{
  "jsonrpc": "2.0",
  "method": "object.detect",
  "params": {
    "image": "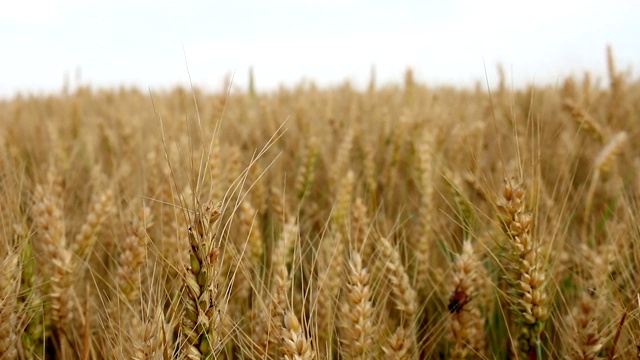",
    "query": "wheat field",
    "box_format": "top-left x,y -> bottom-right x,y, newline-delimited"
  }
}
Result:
1,48 -> 639,359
